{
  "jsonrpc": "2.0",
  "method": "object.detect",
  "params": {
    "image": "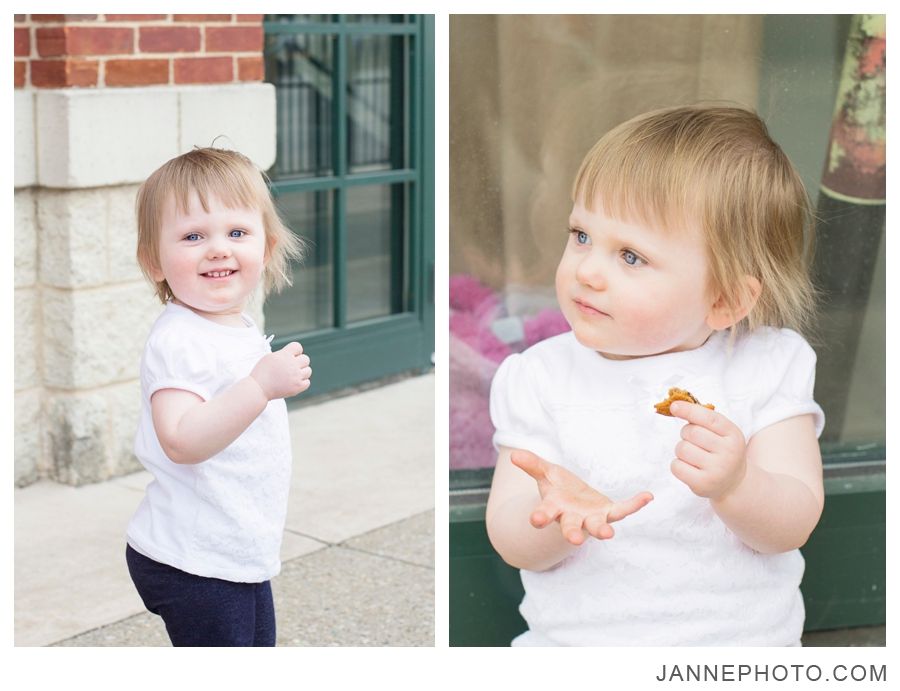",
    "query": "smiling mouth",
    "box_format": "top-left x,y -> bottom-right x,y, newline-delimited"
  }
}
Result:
203,270 -> 236,278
